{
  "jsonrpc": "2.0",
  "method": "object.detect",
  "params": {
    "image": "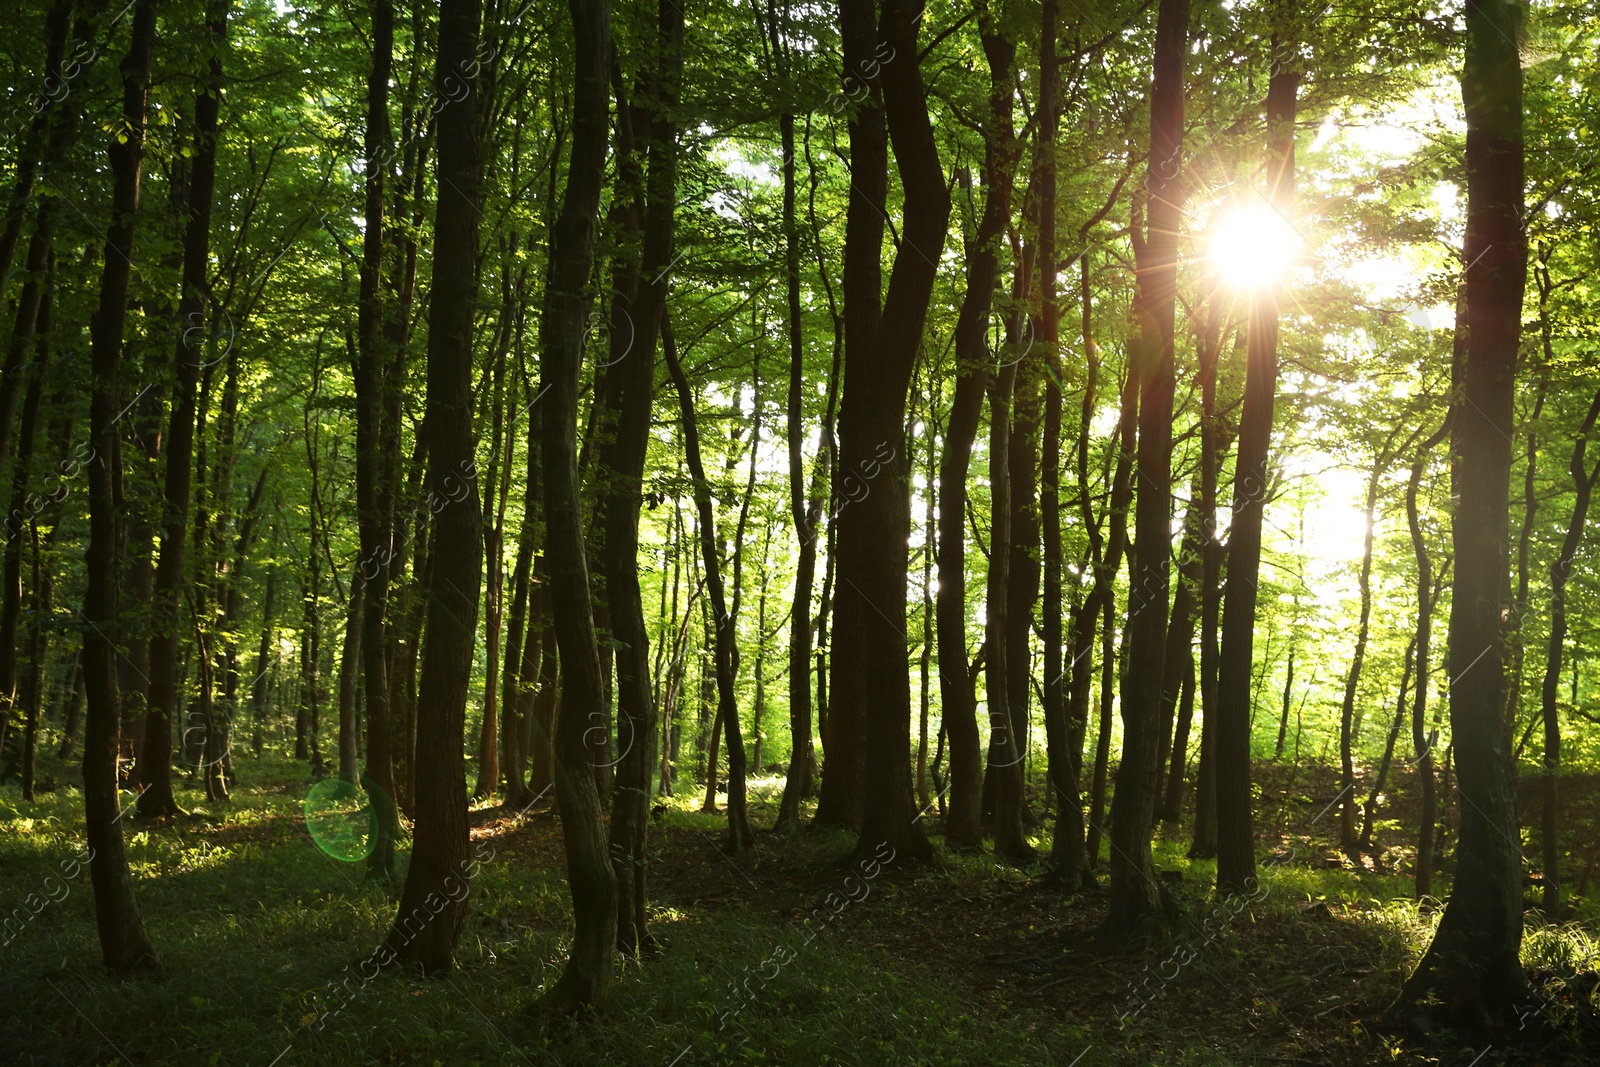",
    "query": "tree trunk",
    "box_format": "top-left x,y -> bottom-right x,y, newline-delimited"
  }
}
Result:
337,574 -> 363,783
1104,0 -> 1187,938
1188,311 -> 1228,860
1394,0 -> 1532,1026
1536,385 -> 1600,919
379,0 -> 485,974
605,0 -> 682,953
937,23 -> 1015,850
534,0 -> 617,1009
776,108 -> 837,834
134,0 -> 230,818
354,0 -> 403,882
1361,634 -> 1416,850
80,0 -> 161,976
1338,448 -> 1385,850
829,0 -> 948,865
0,0 -> 73,308
1214,25 -> 1297,895
664,321 -> 752,850
986,357 -> 1029,858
